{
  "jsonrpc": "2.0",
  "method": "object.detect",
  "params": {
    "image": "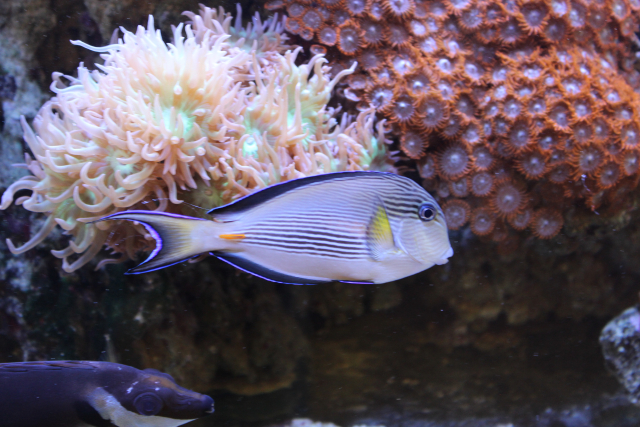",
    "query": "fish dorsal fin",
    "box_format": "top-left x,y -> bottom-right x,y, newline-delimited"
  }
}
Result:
207,171 -> 392,221
366,200 -> 397,261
